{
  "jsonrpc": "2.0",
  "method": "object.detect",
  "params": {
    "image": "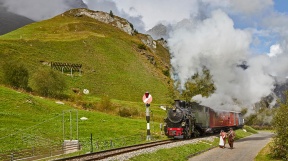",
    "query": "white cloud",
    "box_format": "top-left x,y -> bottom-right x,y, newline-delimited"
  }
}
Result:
267,44 -> 283,57
112,0 -> 199,31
